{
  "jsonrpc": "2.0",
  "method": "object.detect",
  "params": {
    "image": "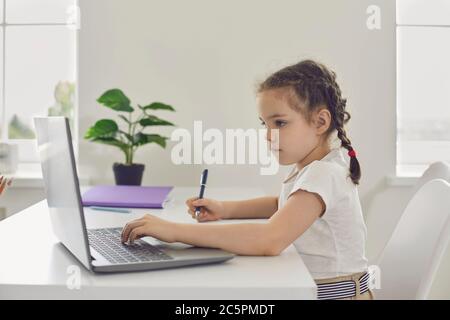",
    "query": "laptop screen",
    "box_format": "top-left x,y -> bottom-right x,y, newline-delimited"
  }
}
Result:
34,117 -> 91,270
